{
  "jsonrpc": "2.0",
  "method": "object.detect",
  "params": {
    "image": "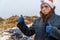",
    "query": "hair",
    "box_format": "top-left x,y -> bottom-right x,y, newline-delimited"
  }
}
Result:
40,6 -> 55,26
